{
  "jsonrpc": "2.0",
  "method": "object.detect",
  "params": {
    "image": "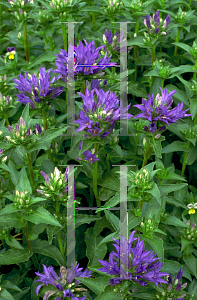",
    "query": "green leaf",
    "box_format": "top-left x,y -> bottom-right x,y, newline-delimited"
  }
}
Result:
75,277 -> 108,296
165,196 -> 187,209
172,42 -> 192,53
159,183 -> 188,196
104,210 -> 120,231
8,159 -> 19,186
1,281 -> 21,292
31,238 -> 64,266
0,162 -> 10,172
28,50 -> 58,69
128,212 -> 142,230
30,197 -> 47,205
94,285 -> 122,300
102,191 -> 120,209
75,214 -> 102,228
163,259 -> 192,281
16,167 -> 32,194
0,289 -> 15,300
97,230 -> 120,247
184,254 -> 197,278
99,171 -> 119,191
0,213 -> 26,228
146,183 -> 161,205
162,216 -> 188,227
151,138 -> 162,159
19,103 -> 30,125
181,237 -> 193,252
0,204 -> 21,216
144,236 -> 164,263
41,160 -> 55,175
23,206 -> 62,227
30,127 -> 67,152
85,228 -> 107,267
0,249 -> 32,265
161,141 -> 190,154
5,236 -> 24,250
110,144 -> 123,158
